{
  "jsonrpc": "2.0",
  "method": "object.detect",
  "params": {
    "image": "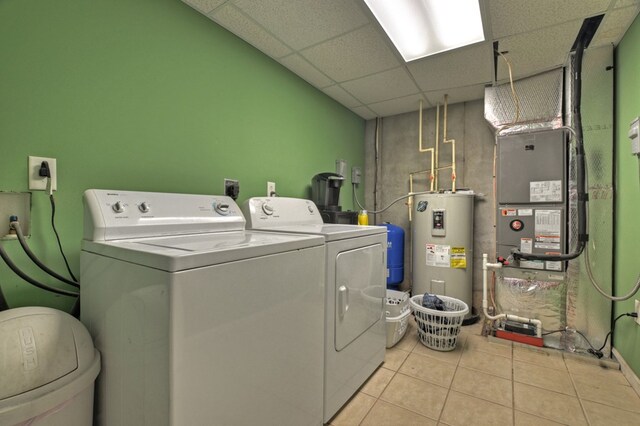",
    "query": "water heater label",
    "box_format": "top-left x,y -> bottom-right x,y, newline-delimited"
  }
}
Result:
425,243 -> 450,268
530,180 -> 562,202
450,247 -> 467,268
